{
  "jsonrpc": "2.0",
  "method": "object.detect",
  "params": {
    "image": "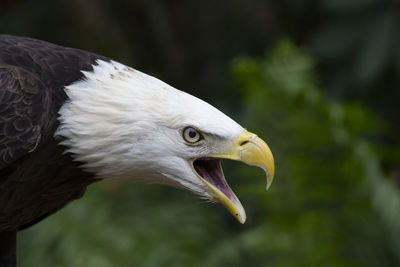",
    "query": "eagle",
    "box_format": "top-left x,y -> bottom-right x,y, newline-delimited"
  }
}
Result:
0,35 -> 274,266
